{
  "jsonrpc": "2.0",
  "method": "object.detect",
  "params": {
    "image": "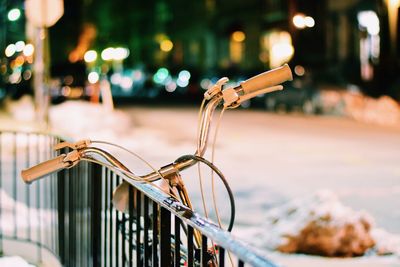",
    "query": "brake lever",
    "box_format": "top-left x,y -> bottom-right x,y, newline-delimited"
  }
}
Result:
53,139 -> 91,151
227,85 -> 284,109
